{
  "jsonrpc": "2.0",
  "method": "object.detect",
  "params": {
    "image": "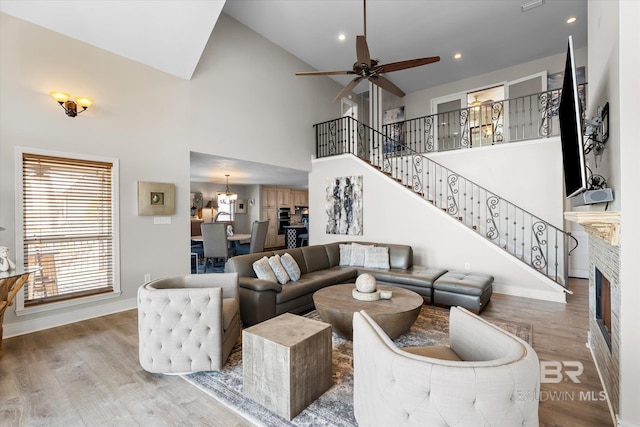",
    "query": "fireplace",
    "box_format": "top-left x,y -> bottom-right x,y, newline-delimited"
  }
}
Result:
595,268 -> 612,350
587,233 -> 620,416
564,211 -> 620,418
